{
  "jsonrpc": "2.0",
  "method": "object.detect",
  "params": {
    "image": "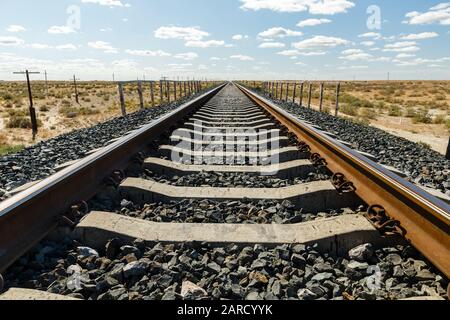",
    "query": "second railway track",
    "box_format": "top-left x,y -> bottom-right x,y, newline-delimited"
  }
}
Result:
0,82 -> 448,300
